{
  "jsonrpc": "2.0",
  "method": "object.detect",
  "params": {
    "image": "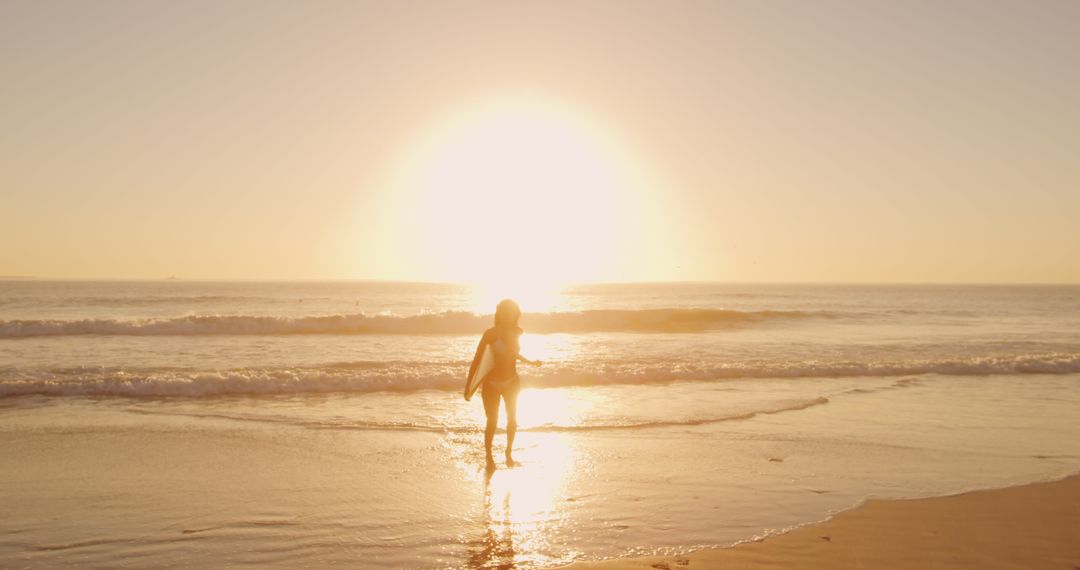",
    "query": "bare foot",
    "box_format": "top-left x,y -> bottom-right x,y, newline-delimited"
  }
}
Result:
505,453 -> 517,467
